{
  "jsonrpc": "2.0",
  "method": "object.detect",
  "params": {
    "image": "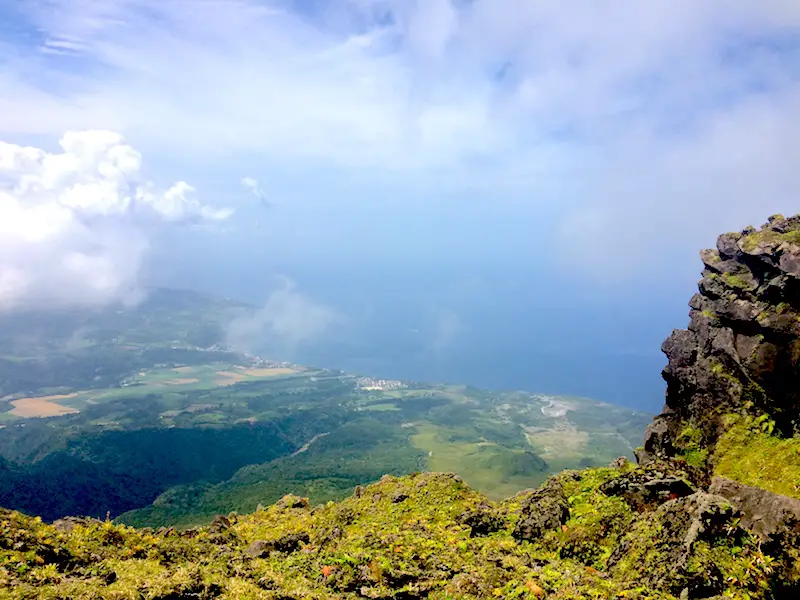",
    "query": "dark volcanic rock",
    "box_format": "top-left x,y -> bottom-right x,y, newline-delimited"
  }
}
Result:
457,503 -> 505,537
609,492 -> 740,597
275,494 -> 310,510
638,416 -> 676,465
246,532 -> 310,558
600,471 -> 696,511
511,479 -> 569,542
643,215 -> 800,460
709,476 -> 800,541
